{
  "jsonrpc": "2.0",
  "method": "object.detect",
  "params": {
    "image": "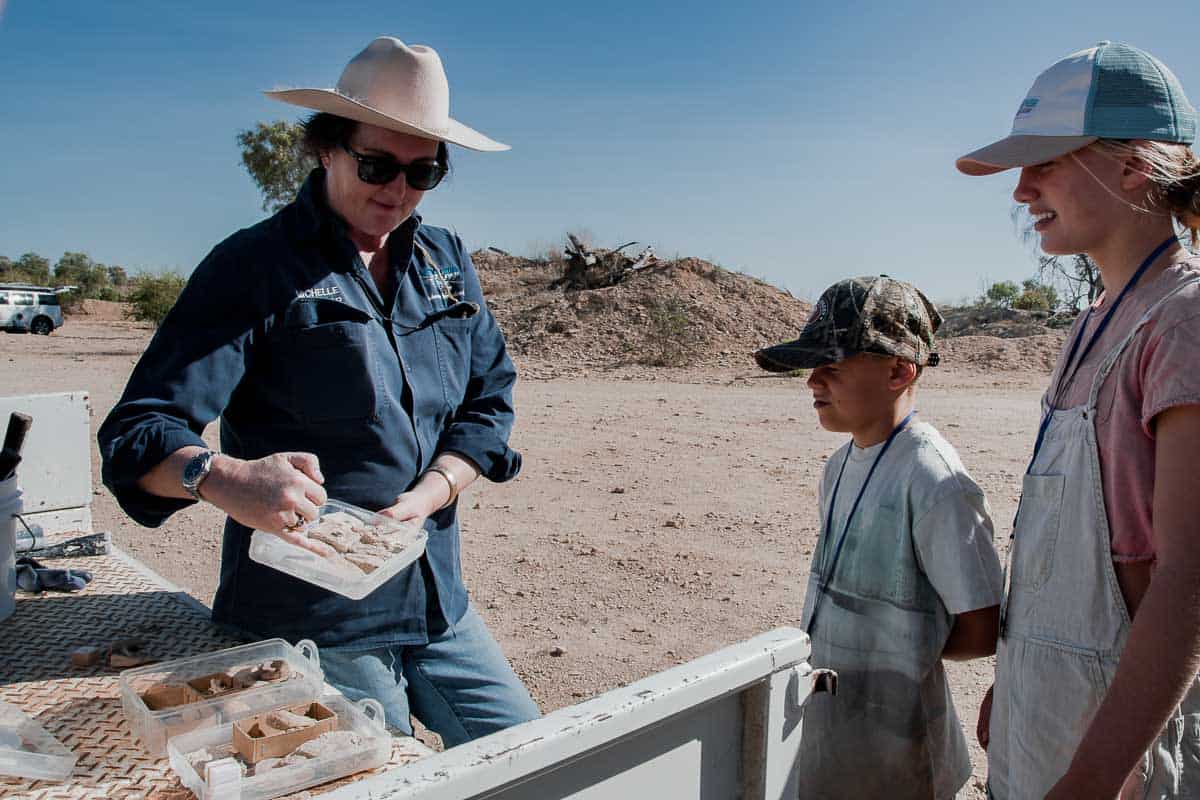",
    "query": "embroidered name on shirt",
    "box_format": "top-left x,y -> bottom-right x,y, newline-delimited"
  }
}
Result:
296,286 -> 344,301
